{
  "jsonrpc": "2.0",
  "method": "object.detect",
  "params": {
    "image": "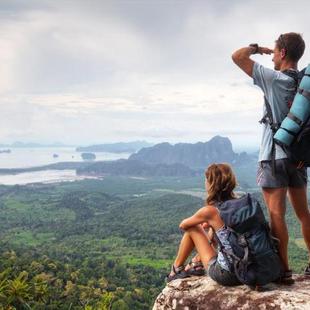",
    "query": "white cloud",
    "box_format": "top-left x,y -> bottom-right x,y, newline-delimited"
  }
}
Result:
0,0 -> 309,147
